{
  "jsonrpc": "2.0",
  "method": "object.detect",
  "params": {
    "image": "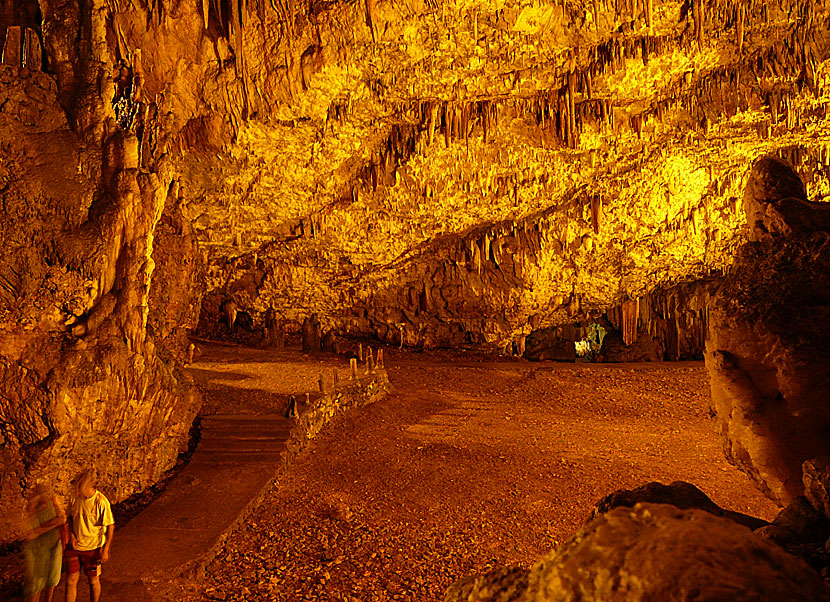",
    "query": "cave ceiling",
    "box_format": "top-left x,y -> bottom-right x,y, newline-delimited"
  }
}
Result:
4,0 -> 830,348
